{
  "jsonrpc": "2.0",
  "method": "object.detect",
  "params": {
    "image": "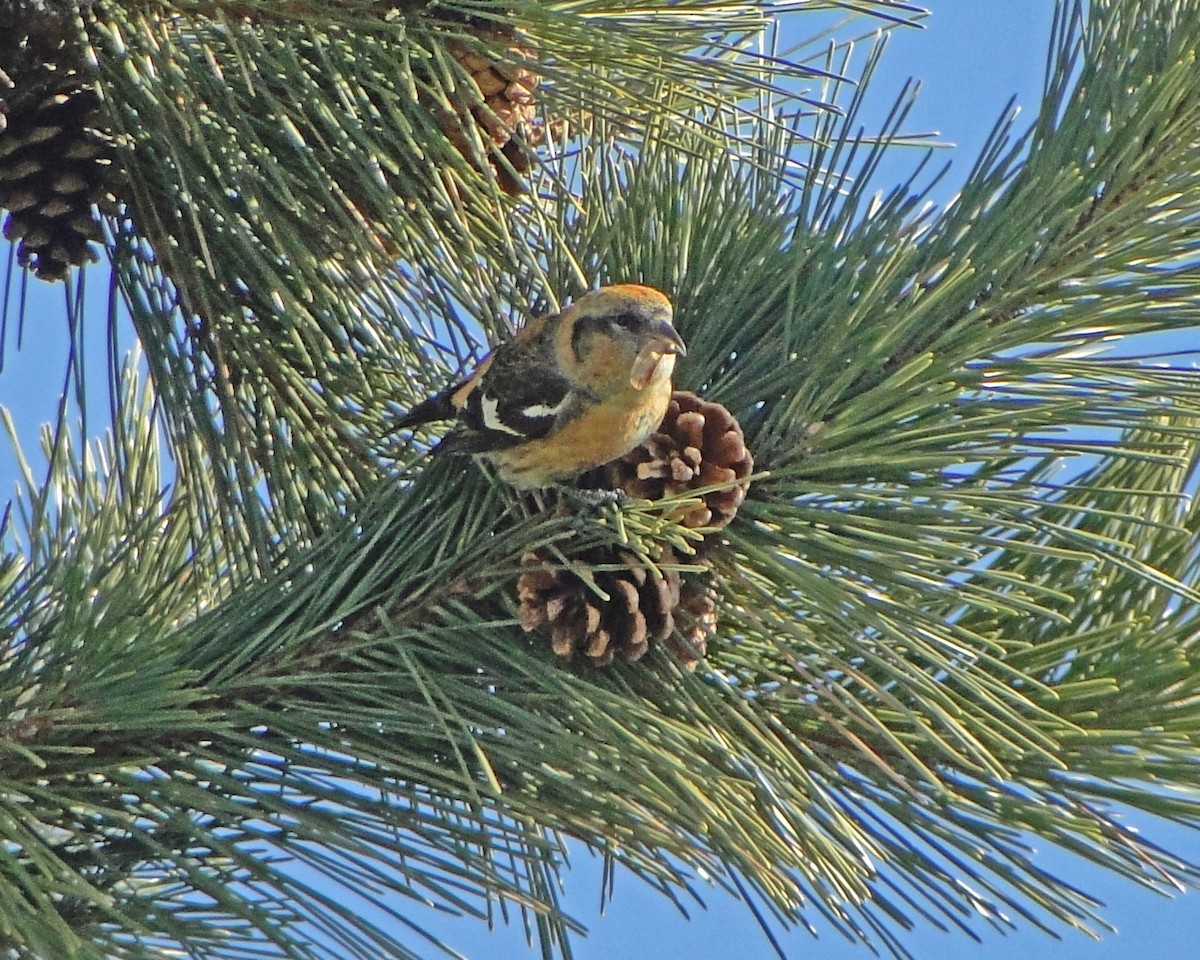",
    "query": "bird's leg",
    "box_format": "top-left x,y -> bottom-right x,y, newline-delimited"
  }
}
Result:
529,488 -> 550,513
563,465 -> 628,509
553,485 -> 627,537
563,487 -> 628,509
